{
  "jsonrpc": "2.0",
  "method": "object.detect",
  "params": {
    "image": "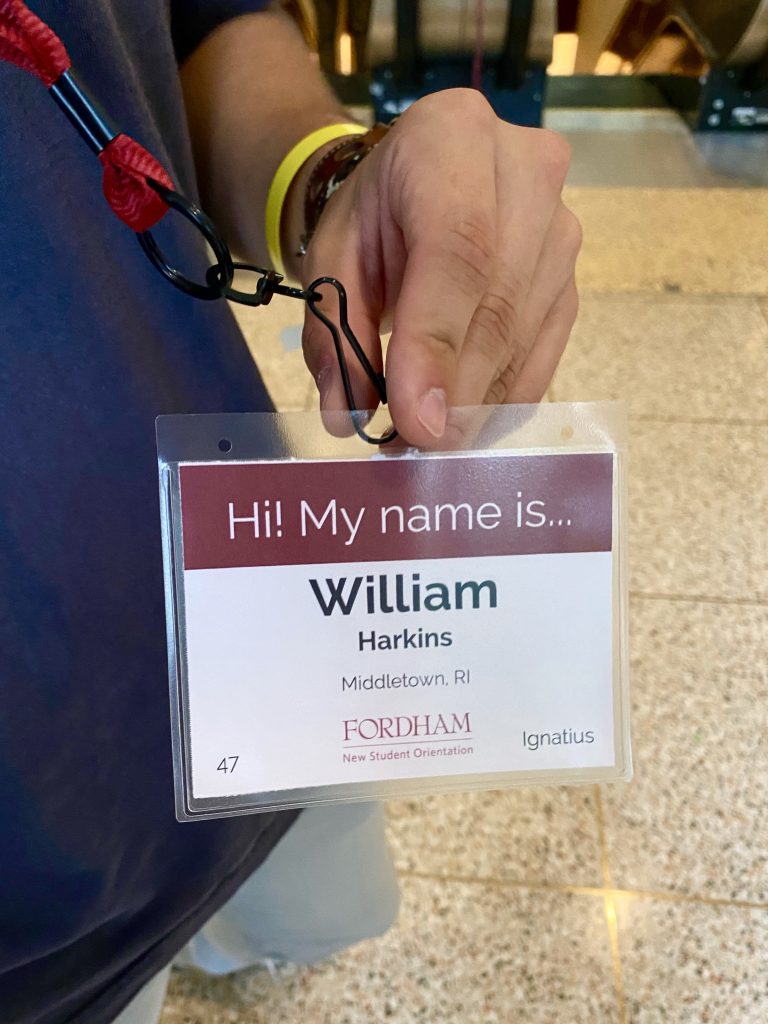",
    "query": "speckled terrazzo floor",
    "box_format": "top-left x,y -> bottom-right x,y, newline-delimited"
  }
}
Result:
160,134 -> 768,1024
